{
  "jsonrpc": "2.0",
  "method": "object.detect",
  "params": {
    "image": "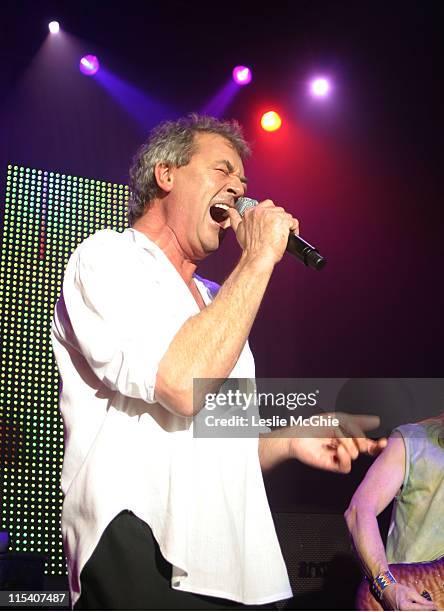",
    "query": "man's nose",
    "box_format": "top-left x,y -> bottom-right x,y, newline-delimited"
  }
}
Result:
226,176 -> 245,197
